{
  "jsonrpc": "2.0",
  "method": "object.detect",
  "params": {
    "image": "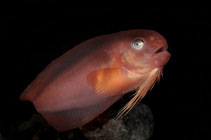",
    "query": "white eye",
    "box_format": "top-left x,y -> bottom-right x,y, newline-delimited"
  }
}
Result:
131,39 -> 144,50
